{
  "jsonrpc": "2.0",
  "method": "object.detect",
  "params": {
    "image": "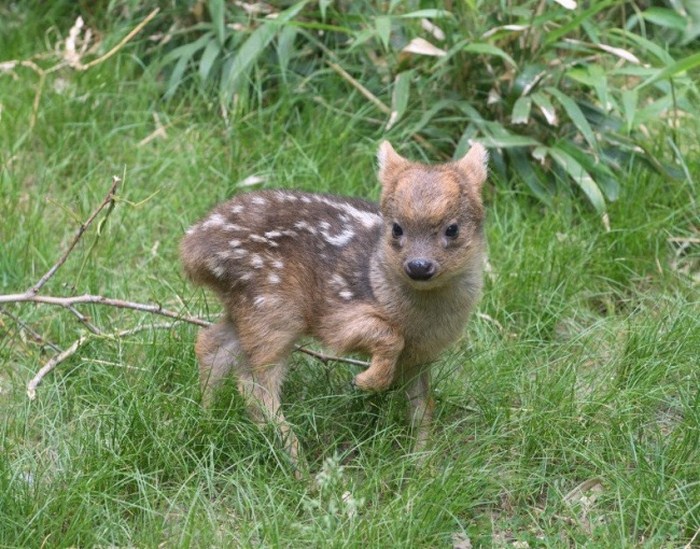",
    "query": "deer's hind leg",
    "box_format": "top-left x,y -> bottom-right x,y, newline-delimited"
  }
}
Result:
235,311 -> 307,474
195,318 -> 244,407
